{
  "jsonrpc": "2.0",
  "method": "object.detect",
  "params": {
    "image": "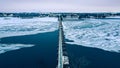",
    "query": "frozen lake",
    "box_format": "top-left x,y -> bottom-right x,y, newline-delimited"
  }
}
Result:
0,17 -> 120,68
